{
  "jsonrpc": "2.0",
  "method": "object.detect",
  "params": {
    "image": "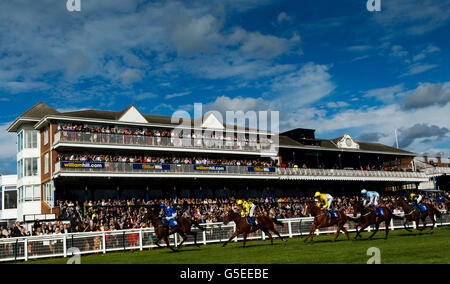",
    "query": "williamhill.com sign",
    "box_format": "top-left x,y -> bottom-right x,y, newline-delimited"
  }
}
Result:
133,164 -> 171,170
61,162 -> 105,169
194,165 -> 227,172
